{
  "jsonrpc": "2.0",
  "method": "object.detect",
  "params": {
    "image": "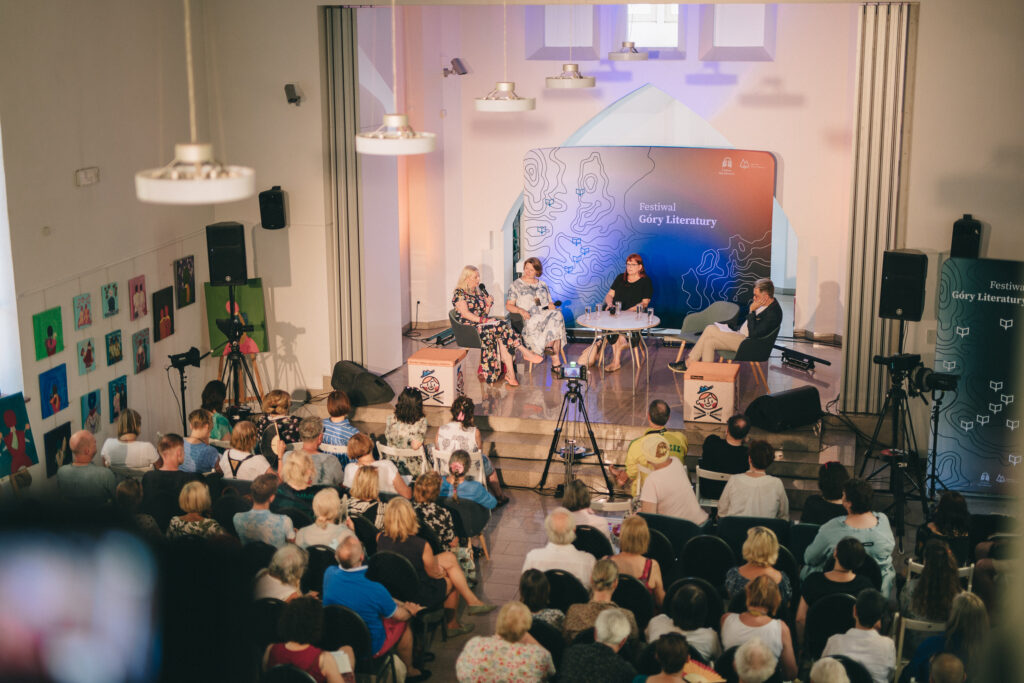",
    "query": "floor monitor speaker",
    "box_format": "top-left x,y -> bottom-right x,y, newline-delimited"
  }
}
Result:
745,386 -> 822,432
